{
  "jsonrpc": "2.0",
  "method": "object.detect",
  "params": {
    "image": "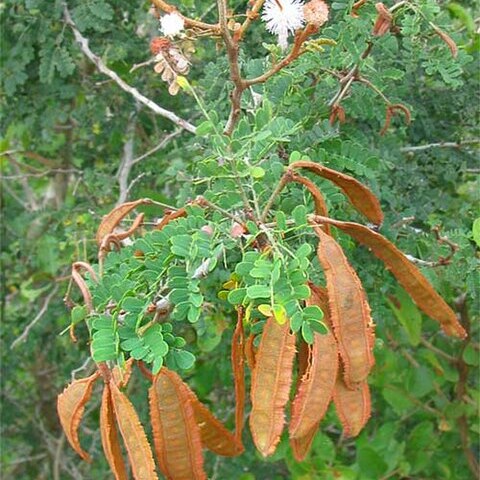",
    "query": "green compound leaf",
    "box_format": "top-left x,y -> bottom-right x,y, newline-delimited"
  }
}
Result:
71,306 -> 87,326
301,321 -> 314,344
246,285 -> 271,299
228,288 -> 247,305
290,312 -> 303,333
172,349 -> 196,370
303,305 -> 324,321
